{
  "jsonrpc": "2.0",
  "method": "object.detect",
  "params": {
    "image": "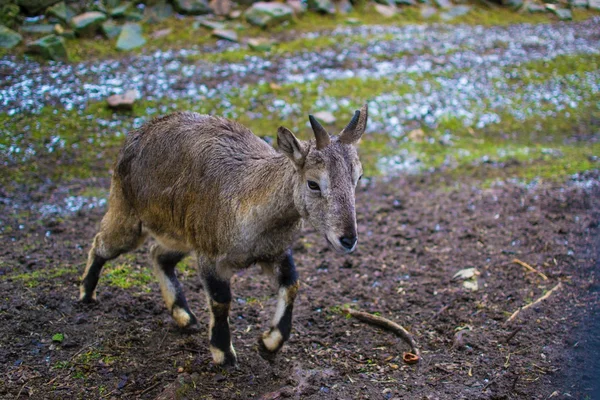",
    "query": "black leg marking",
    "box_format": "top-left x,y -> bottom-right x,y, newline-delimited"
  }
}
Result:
204,272 -> 236,366
259,251 -> 299,361
80,254 -> 107,303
